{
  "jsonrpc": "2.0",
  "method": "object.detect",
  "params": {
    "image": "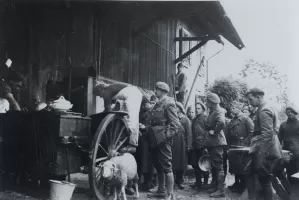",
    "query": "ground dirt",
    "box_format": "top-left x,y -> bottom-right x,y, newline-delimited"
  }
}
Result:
0,172 -> 298,200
